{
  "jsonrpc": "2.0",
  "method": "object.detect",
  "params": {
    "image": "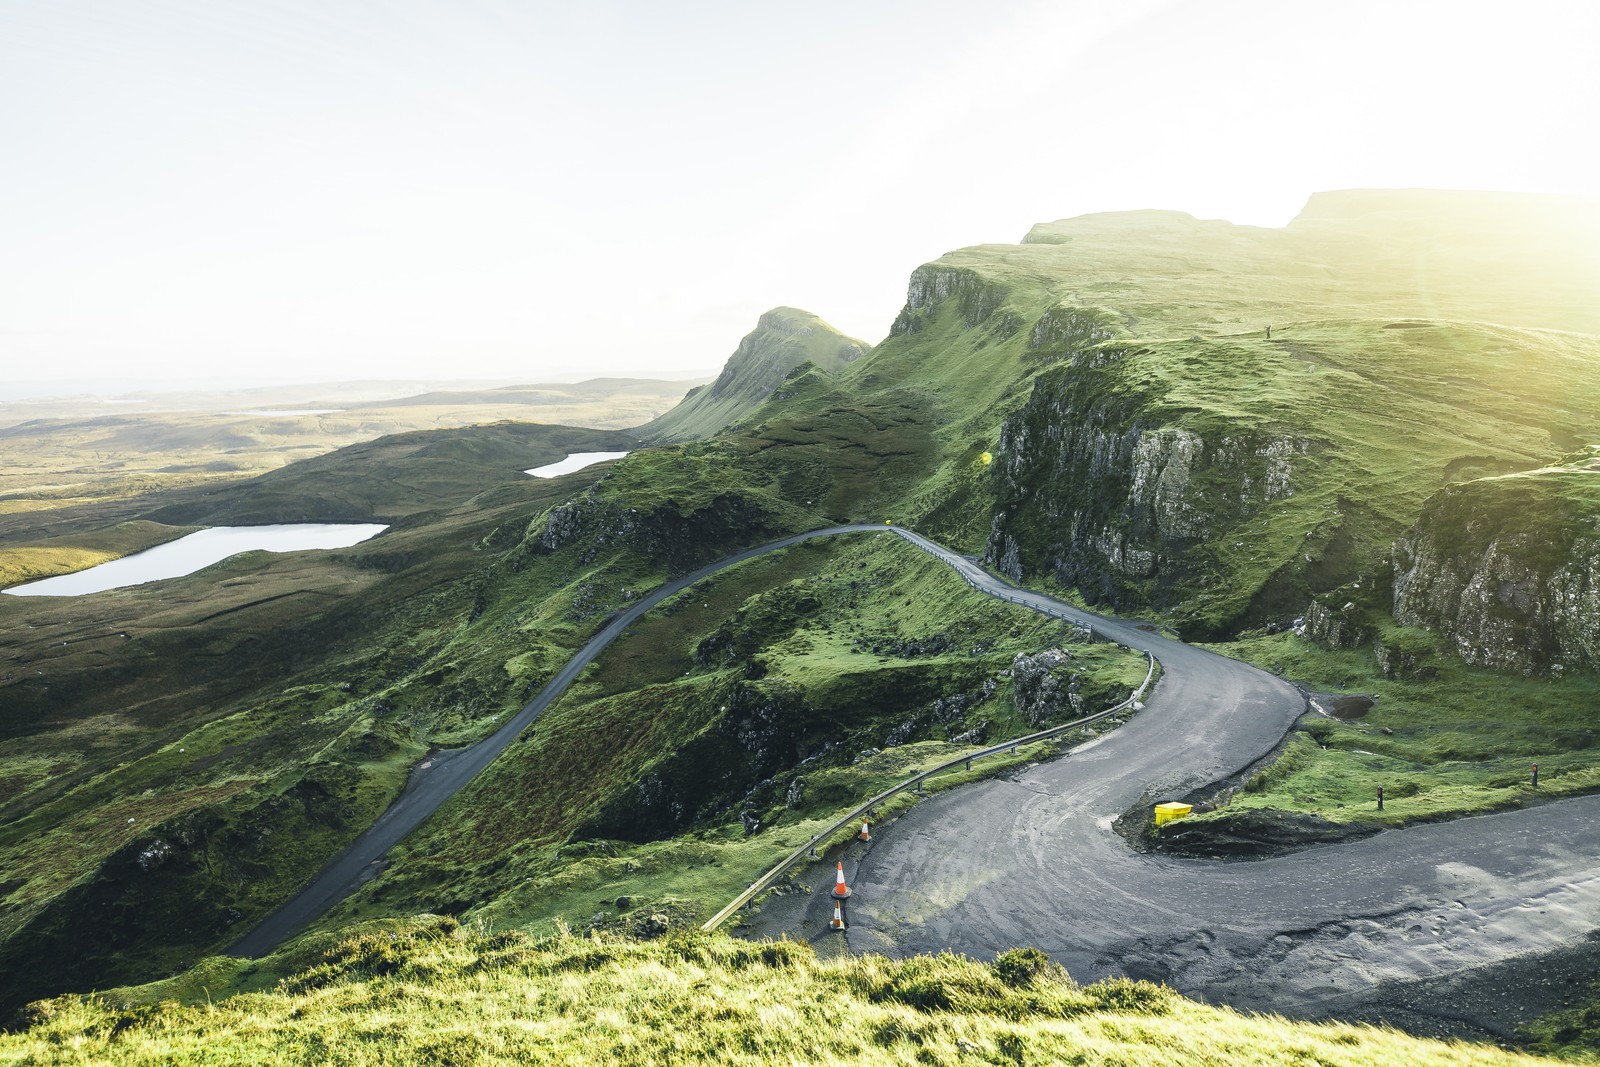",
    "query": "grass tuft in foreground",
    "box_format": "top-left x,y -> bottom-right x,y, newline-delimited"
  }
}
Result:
0,917 -> 1563,1066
